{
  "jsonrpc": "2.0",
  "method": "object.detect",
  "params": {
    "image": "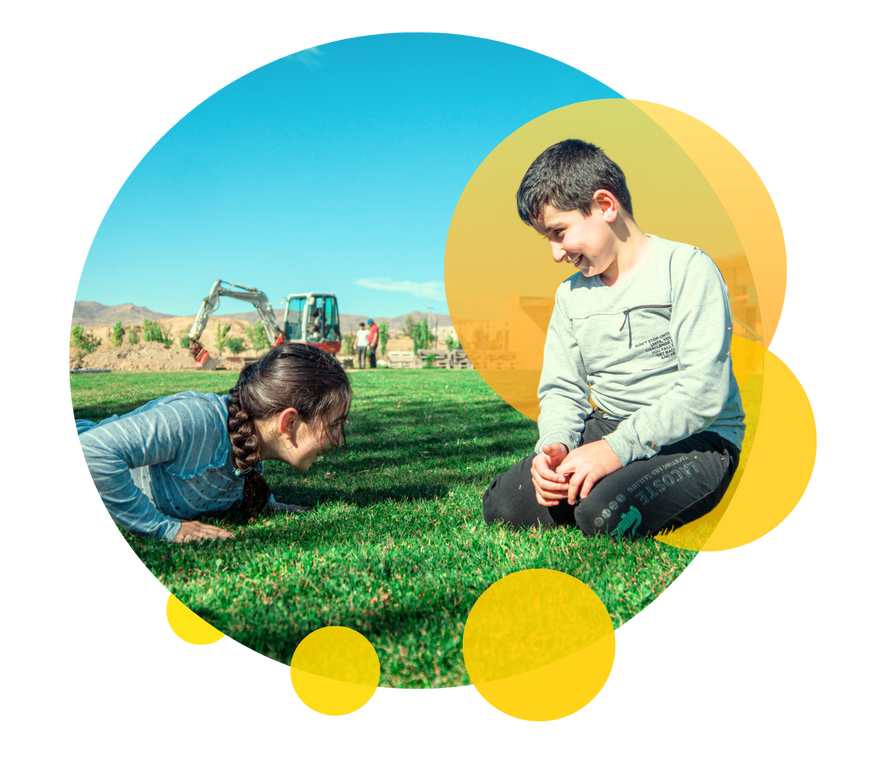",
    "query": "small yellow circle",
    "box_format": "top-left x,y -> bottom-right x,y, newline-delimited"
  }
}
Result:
290,627 -> 380,716
463,570 -> 615,721
164,592 -> 227,648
